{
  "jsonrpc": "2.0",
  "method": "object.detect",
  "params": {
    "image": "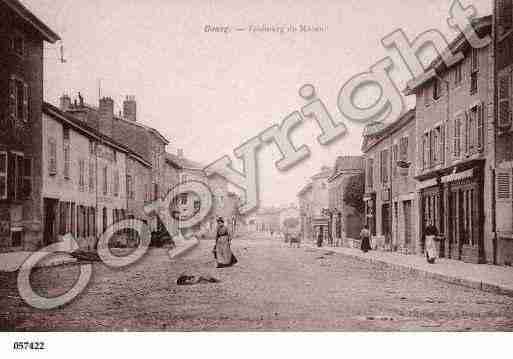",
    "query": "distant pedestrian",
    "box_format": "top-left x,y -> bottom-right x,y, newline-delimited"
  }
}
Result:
360,225 -> 371,253
425,224 -> 438,264
214,217 -> 238,268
